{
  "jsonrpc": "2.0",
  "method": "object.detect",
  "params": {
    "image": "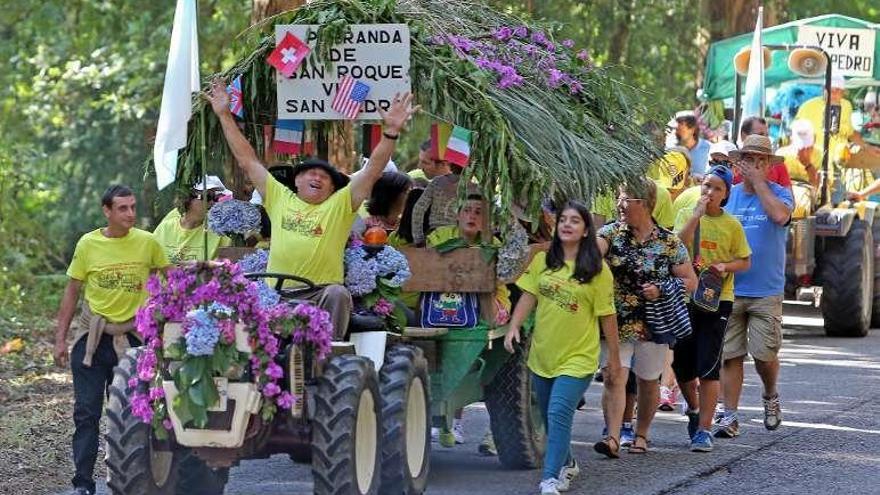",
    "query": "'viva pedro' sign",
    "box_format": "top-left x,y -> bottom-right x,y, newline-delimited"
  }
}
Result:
797,25 -> 875,78
276,24 -> 411,120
